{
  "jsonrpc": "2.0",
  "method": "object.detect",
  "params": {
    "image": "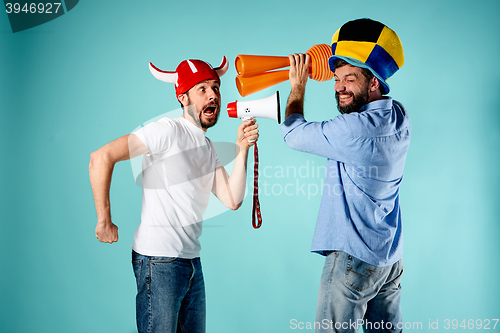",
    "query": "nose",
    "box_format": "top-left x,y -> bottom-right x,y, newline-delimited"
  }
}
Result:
208,87 -> 219,102
334,80 -> 345,93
